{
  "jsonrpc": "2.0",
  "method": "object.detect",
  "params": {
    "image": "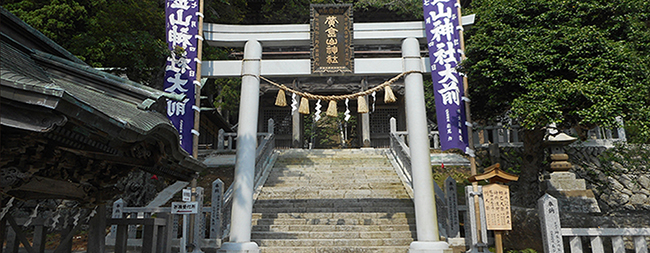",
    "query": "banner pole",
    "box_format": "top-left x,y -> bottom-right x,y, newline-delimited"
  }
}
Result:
190,0 -> 204,252
193,0 -> 205,159
455,0 -> 485,249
